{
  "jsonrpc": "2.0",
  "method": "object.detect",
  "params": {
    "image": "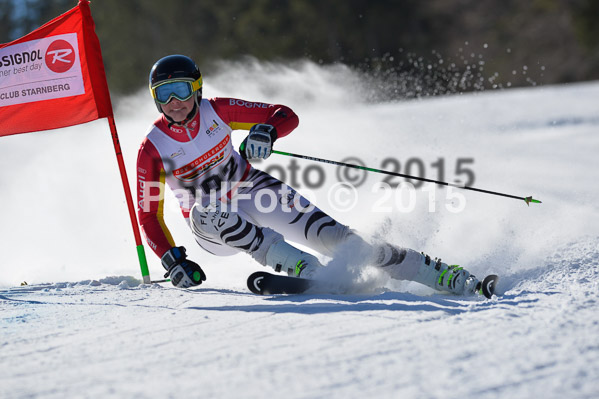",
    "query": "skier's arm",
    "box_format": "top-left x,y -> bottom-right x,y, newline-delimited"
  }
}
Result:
211,97 -> 299,159
136,139 -> 177,258
210,97 -> 299,139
